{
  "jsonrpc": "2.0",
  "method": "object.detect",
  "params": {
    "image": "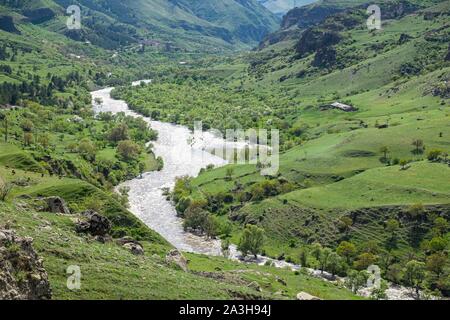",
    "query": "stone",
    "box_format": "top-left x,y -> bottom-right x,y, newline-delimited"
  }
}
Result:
123,242 -> 144,255
75,210 -> 111,237
44,197 -> 70,214
165,249 -> 188,272
296,292 -> 321,300
0,228 -> 52,300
